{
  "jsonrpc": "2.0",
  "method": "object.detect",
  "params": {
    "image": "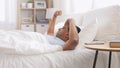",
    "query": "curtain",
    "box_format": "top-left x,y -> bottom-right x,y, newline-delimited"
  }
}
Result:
0,0 -> 17,30
0,0 -> 5,22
